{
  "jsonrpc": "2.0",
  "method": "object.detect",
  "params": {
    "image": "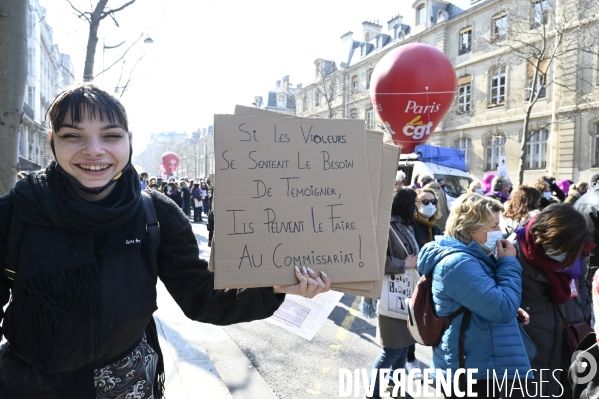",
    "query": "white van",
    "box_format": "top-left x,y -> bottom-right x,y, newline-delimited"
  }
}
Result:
398,152 -> 473,209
